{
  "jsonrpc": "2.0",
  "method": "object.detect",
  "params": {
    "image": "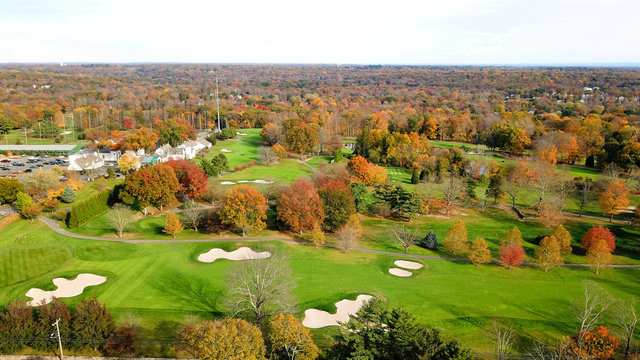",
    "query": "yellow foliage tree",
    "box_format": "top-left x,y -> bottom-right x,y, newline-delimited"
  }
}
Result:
266,314 -> 320,360
468,237 -> 492,266
163,212 -> 183,238
587,239 -> 612,275
180,319 -> 266,360
444,220 -> 469,255
551,225 -> 572,255
308,223 -> 325,248
534,236 -> 564,272
502,226 -> 523,244
118,151 -> 140,173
